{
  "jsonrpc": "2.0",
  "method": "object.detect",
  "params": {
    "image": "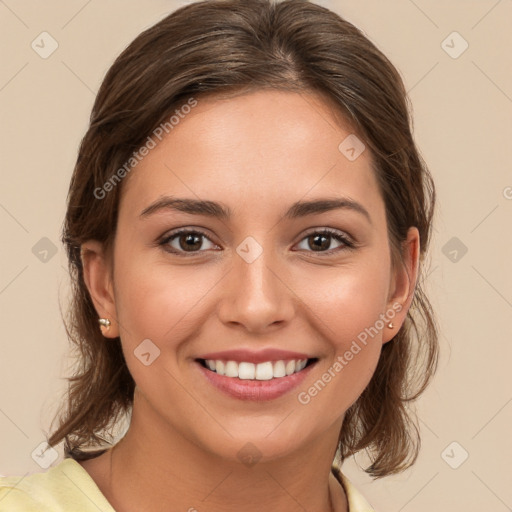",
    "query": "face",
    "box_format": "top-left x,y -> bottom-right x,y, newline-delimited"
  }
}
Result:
83,89 -> 418,463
